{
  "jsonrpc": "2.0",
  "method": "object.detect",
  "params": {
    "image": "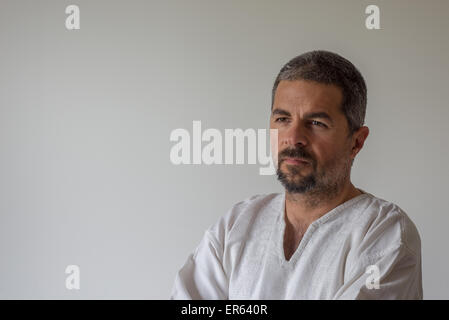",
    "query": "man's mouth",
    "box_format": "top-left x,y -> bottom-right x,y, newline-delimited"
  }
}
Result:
283,157 -> 310,165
